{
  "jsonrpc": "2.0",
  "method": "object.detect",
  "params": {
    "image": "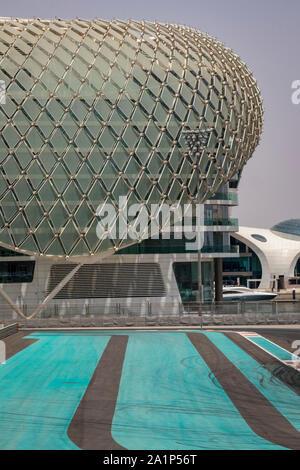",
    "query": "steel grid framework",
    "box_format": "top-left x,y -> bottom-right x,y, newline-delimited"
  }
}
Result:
0,17 -> 263,258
